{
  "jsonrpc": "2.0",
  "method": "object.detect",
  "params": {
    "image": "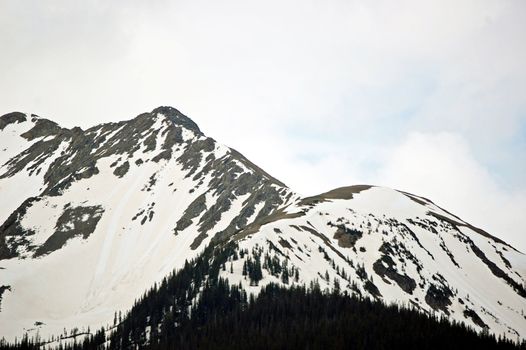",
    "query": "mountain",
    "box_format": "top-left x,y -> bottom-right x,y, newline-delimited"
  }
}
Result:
224,185 -> 526,340
0,107 -> 295,340
0,107 -> 525,345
